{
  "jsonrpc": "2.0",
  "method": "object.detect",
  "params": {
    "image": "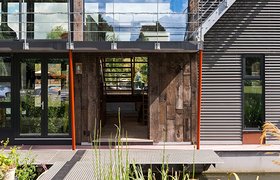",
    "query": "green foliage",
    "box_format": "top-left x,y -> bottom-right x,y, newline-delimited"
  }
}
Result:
15,151 -> 36,180
0,139 -> 37,180
244,80 -> 263,129
20,94 -> 41,134
91,109 -> 192,180
46,26 -> 67,39
244,93 -> 263,129
0,139 -> 18,180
